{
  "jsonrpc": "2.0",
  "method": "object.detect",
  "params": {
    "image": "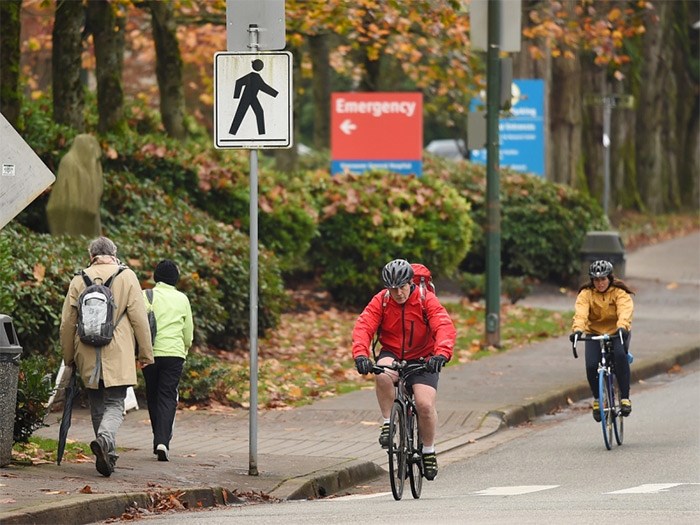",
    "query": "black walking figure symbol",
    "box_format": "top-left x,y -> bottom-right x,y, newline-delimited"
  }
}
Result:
229,59 -> 279,135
